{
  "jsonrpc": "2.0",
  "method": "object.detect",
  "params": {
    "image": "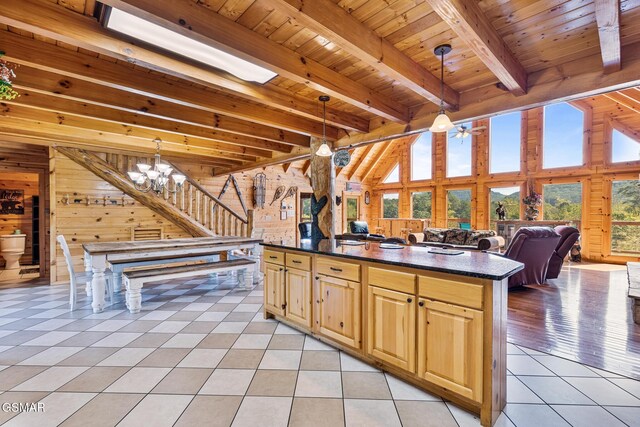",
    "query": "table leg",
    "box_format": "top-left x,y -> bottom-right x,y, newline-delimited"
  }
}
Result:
90,254 -> 107,313
111,269 -> 123,293
124,278 -> 142,314
237,269 -> 246,289
84,251 -> 92,297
